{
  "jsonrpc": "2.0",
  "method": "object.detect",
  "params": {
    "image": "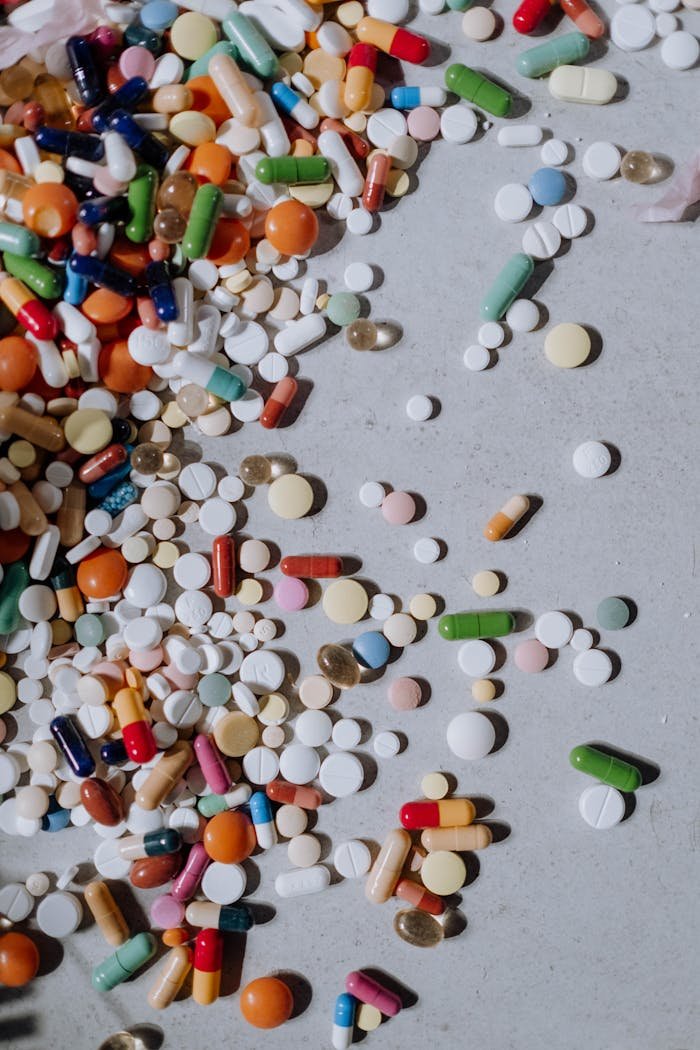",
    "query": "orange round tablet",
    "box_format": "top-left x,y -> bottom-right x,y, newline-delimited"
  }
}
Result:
265,200 -> 318,256
206,217 -> 250,265
240,977 -> 294,1029
163,928 -> 189,948
22,182 -> 78,238
0,528 -> 30,564
203,810 -> 256,864
99,339 -> 152,393
187,142 -> 231,186
82,288 -> 133,325
76,547 -> 128,599
0,932 -> 40,988
187,76 -> 230,126
0,148 -> 21,174
0,335 -> 37,391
